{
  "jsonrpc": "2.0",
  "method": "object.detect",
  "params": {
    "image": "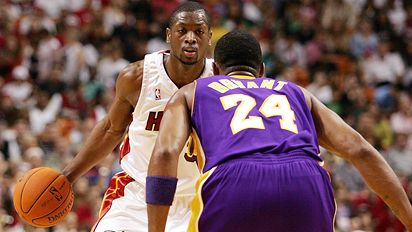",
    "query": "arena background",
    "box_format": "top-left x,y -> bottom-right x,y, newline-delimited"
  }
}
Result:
0,0 -> 411,231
